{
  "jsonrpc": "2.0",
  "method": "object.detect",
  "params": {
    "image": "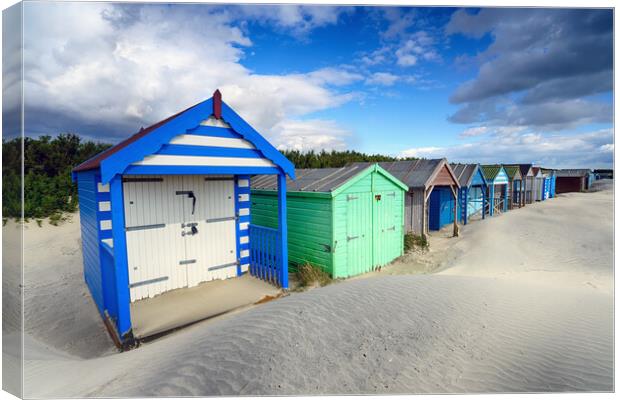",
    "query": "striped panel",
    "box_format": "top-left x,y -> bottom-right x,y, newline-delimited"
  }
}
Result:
98,201 -> 111,212
133,155 -> 276,168
157,144 -> 263,158
170,135 -> 254,149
